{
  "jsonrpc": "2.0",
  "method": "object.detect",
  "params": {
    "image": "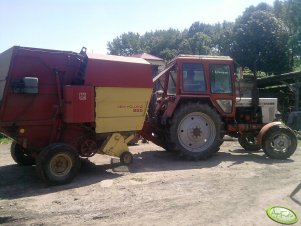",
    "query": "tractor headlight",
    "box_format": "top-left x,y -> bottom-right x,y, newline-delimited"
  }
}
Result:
216,99 -> 232,113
